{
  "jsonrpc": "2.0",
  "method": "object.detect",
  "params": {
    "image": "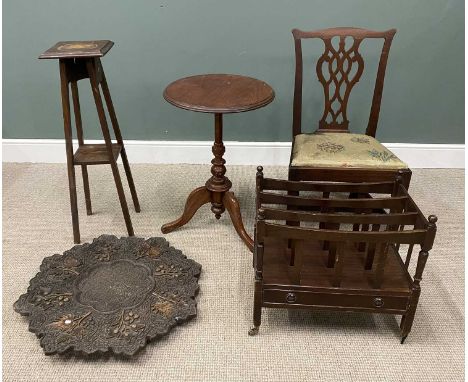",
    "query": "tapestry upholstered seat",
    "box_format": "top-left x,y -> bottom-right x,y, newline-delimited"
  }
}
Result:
291,132 -> 407,169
